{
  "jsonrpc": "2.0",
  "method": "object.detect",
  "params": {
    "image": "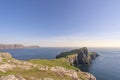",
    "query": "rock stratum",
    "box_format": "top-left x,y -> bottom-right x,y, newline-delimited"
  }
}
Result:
0,47 -> 97,80
0,44 -> 40,50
